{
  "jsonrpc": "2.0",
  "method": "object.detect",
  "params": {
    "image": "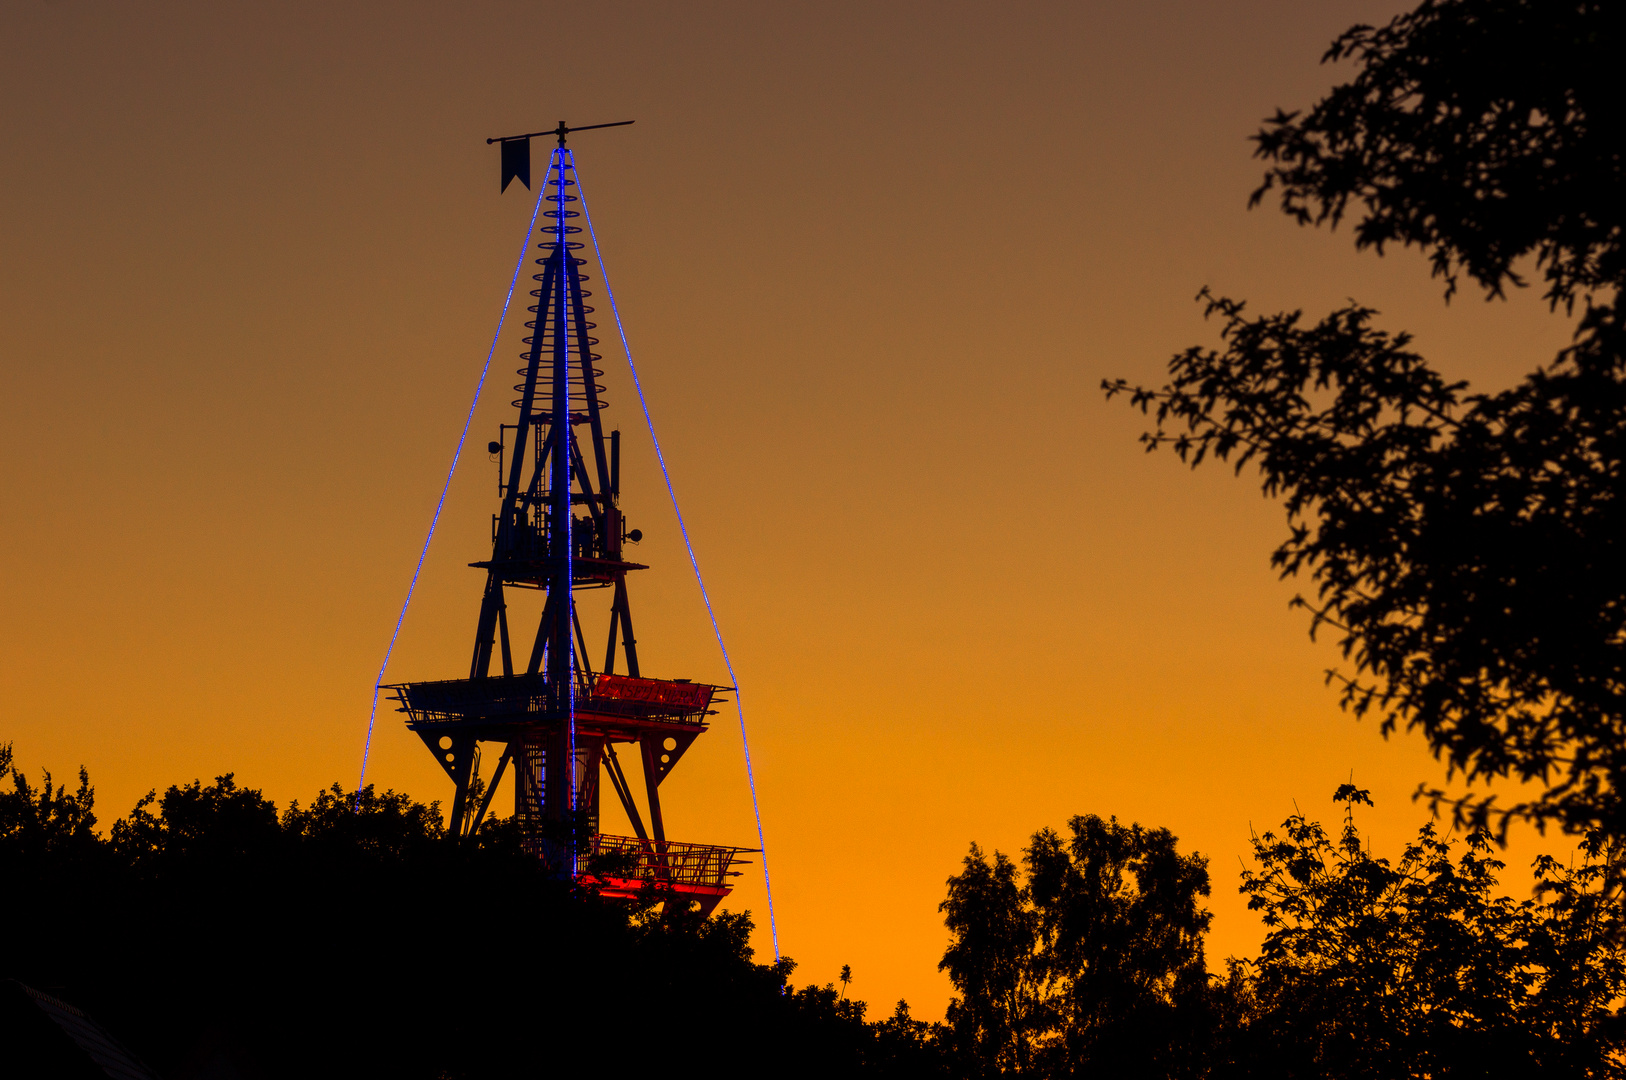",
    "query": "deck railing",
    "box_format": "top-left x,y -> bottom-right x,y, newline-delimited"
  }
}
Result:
389,672 -> 720,727
585,834 -> 752,890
